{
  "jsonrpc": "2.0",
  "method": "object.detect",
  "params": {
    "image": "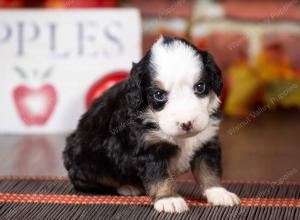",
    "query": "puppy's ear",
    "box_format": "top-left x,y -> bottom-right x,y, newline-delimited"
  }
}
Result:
126,62 -> 143,108
203,52 -> 223,96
